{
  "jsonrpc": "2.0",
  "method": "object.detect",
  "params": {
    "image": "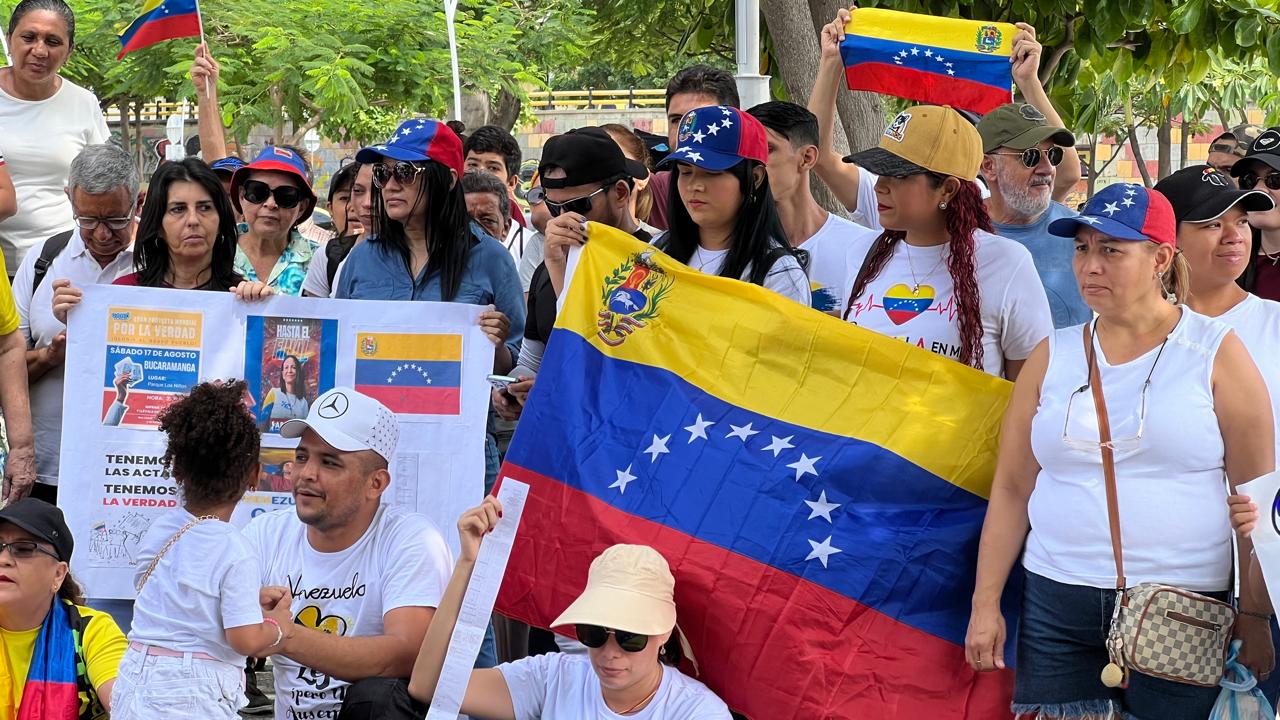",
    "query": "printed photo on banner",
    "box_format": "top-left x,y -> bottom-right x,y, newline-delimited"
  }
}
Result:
256,446 -> 298,494
102,306 -> 203,428
244,316 -> 338,433
354,331 -> 463,415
